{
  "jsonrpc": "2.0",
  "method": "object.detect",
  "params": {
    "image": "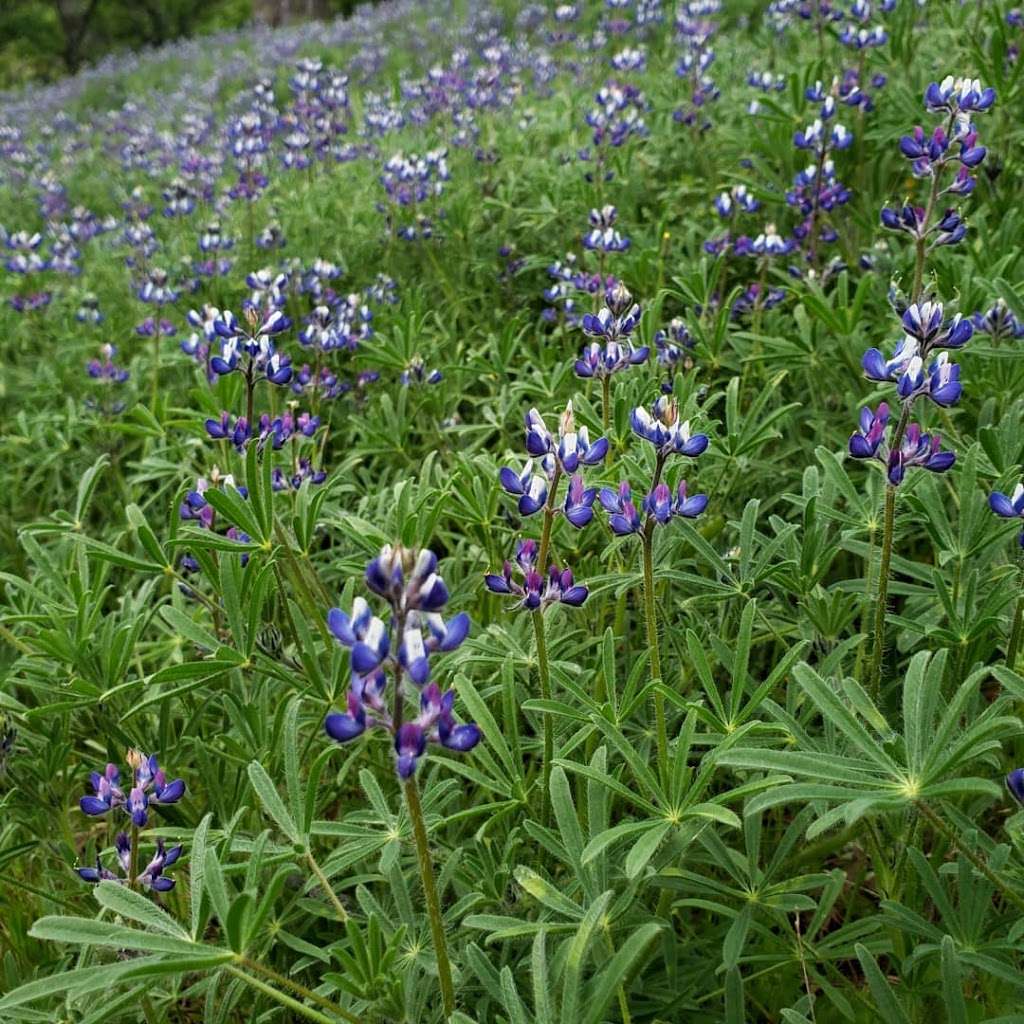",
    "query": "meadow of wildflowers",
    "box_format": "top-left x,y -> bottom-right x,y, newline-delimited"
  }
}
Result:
3,0 -> 1024,1020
